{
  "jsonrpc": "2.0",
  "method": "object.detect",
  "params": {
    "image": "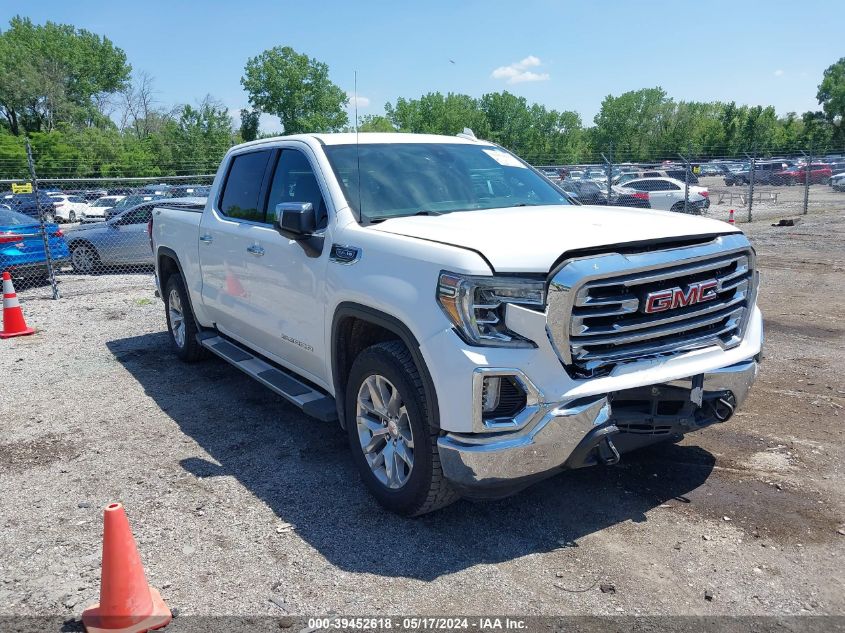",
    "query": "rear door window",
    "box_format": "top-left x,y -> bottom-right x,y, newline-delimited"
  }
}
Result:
219,150 -> 274,222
